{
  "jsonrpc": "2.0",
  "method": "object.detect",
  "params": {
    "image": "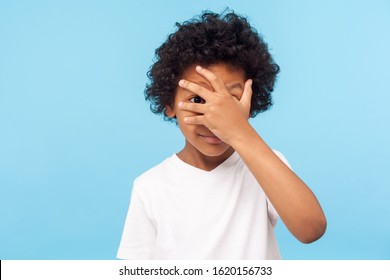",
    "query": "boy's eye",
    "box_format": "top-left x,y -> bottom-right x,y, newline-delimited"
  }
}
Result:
189,96 -> 205,104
